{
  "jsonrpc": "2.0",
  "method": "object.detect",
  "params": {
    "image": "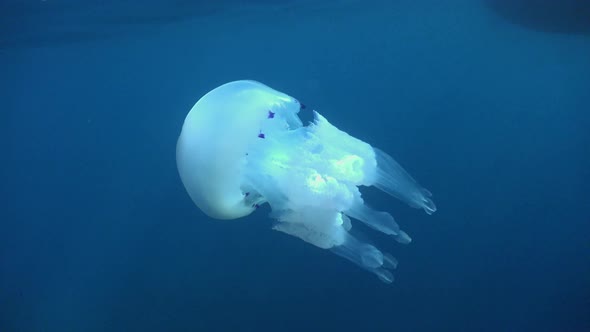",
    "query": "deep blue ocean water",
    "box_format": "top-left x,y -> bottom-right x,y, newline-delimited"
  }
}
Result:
1,1 -> 589,331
